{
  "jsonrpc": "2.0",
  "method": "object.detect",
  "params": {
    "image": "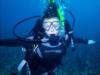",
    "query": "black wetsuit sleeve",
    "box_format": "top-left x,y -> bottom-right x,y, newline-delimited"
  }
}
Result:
0,39 -> 41,47
72,36 -> 88,44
